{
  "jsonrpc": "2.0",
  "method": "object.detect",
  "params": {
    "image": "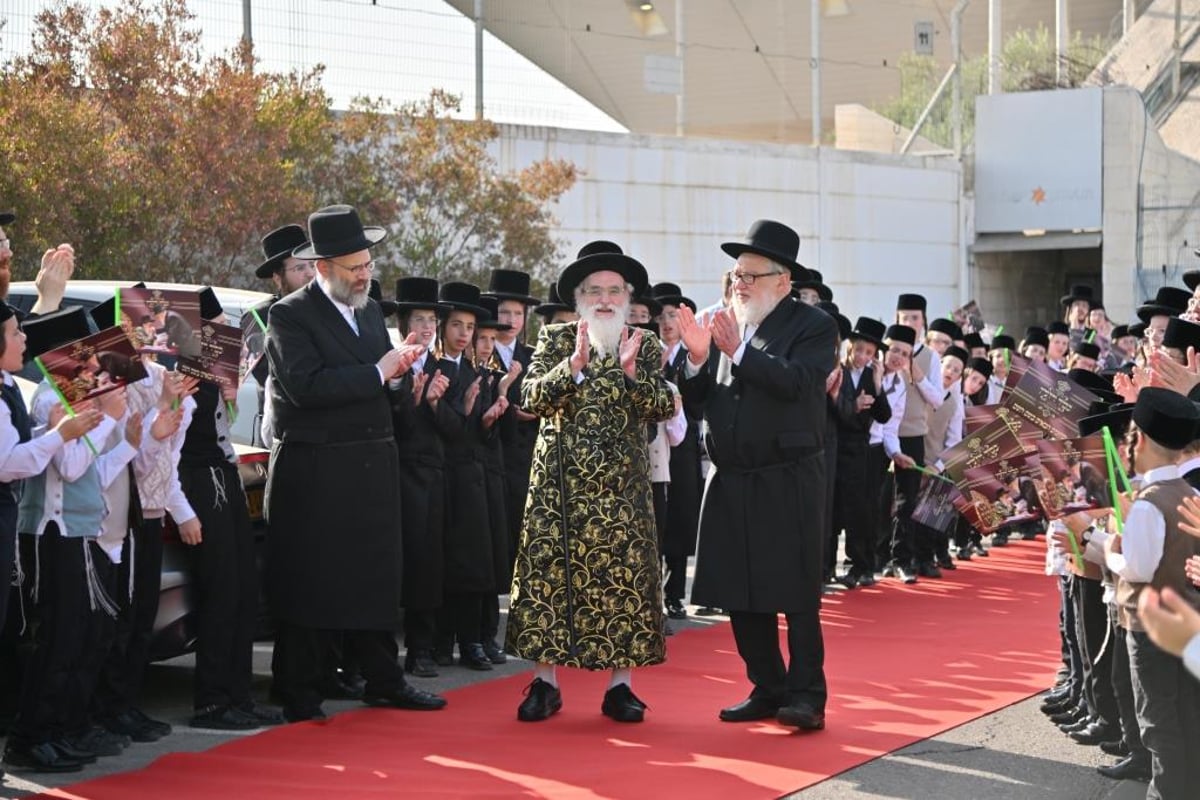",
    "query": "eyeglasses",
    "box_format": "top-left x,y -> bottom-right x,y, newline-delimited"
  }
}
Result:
730,269 -> 784,285
581,285 -> 628,299
283,262 -> 314,275
330,259 -> 375,276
